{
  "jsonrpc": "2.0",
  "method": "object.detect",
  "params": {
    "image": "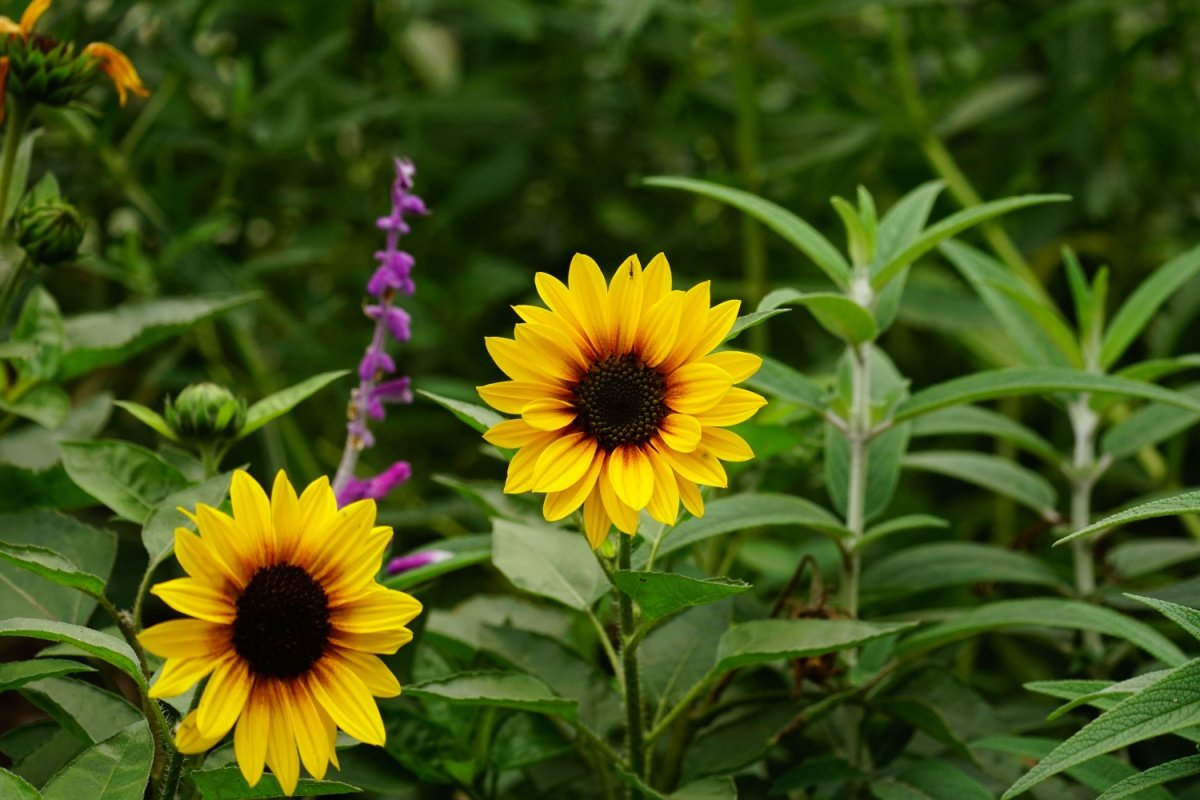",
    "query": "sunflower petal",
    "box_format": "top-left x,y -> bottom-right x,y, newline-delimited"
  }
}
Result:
665,363 -> 733,415
522,398 -> 577,431
19,0 -> 49,36
270,471 -> 303,562
531,432 -> 598,493
231,470 -> 273,564
478,381 -> 561,414
336,649 -> 403,698
234,684 -> 271,787
568,254 -> 610,351
310,658 -> 386,746
515,324 -> 583,383
503,433 -> 558,494
582,487 -> 612,549
645,446 -> 680,526
149,656 -> 218,699
701,427 -> 754,462
638,290 -> 683,367
483,419 -> 543,449
608,254 -> 644,354
176,710 -> 226,755
328,627 -> 414,654
332,586 -> 423,632
535,271 -> 589,343
608,444 -> 654,510
694,387 -> 767,426
196,655 -> 253,739
599,471 -> 639,534
264,681 -> 300,796
678,475 -> 704,517
661,281 -> 712,372
543,450 -> 603,521
662,446 -> 728,488
659,413 -> 702,453
285,679 -> 332,782
703,350 -> 763,382
641,253 -> 673,312
173,528 -> 228,586
151,577 -> 235,624
682,299 -> 741,362
139,618 -> 227,660
485,336 -> 545,383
